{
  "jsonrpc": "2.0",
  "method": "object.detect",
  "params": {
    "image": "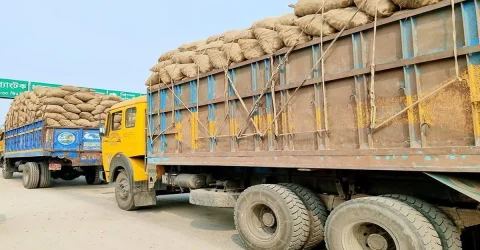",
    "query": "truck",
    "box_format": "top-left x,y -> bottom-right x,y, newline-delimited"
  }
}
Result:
1,120 -> 104,188
100,0 -> 480,249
